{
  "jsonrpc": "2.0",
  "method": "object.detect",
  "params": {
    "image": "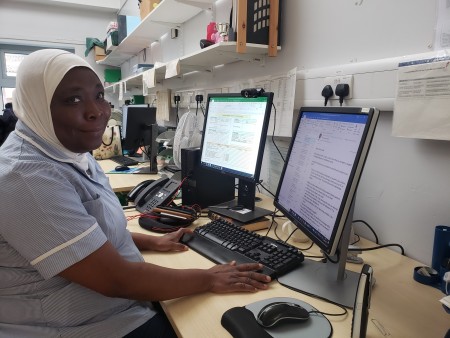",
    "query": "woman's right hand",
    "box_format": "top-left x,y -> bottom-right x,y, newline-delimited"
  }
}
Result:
207,261 -> 271,293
